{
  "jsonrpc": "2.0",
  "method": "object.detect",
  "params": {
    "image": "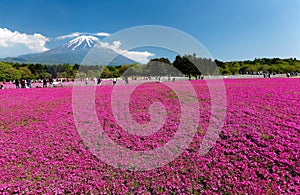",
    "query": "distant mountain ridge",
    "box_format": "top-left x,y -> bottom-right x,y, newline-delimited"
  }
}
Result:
1,35 -> 136,66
